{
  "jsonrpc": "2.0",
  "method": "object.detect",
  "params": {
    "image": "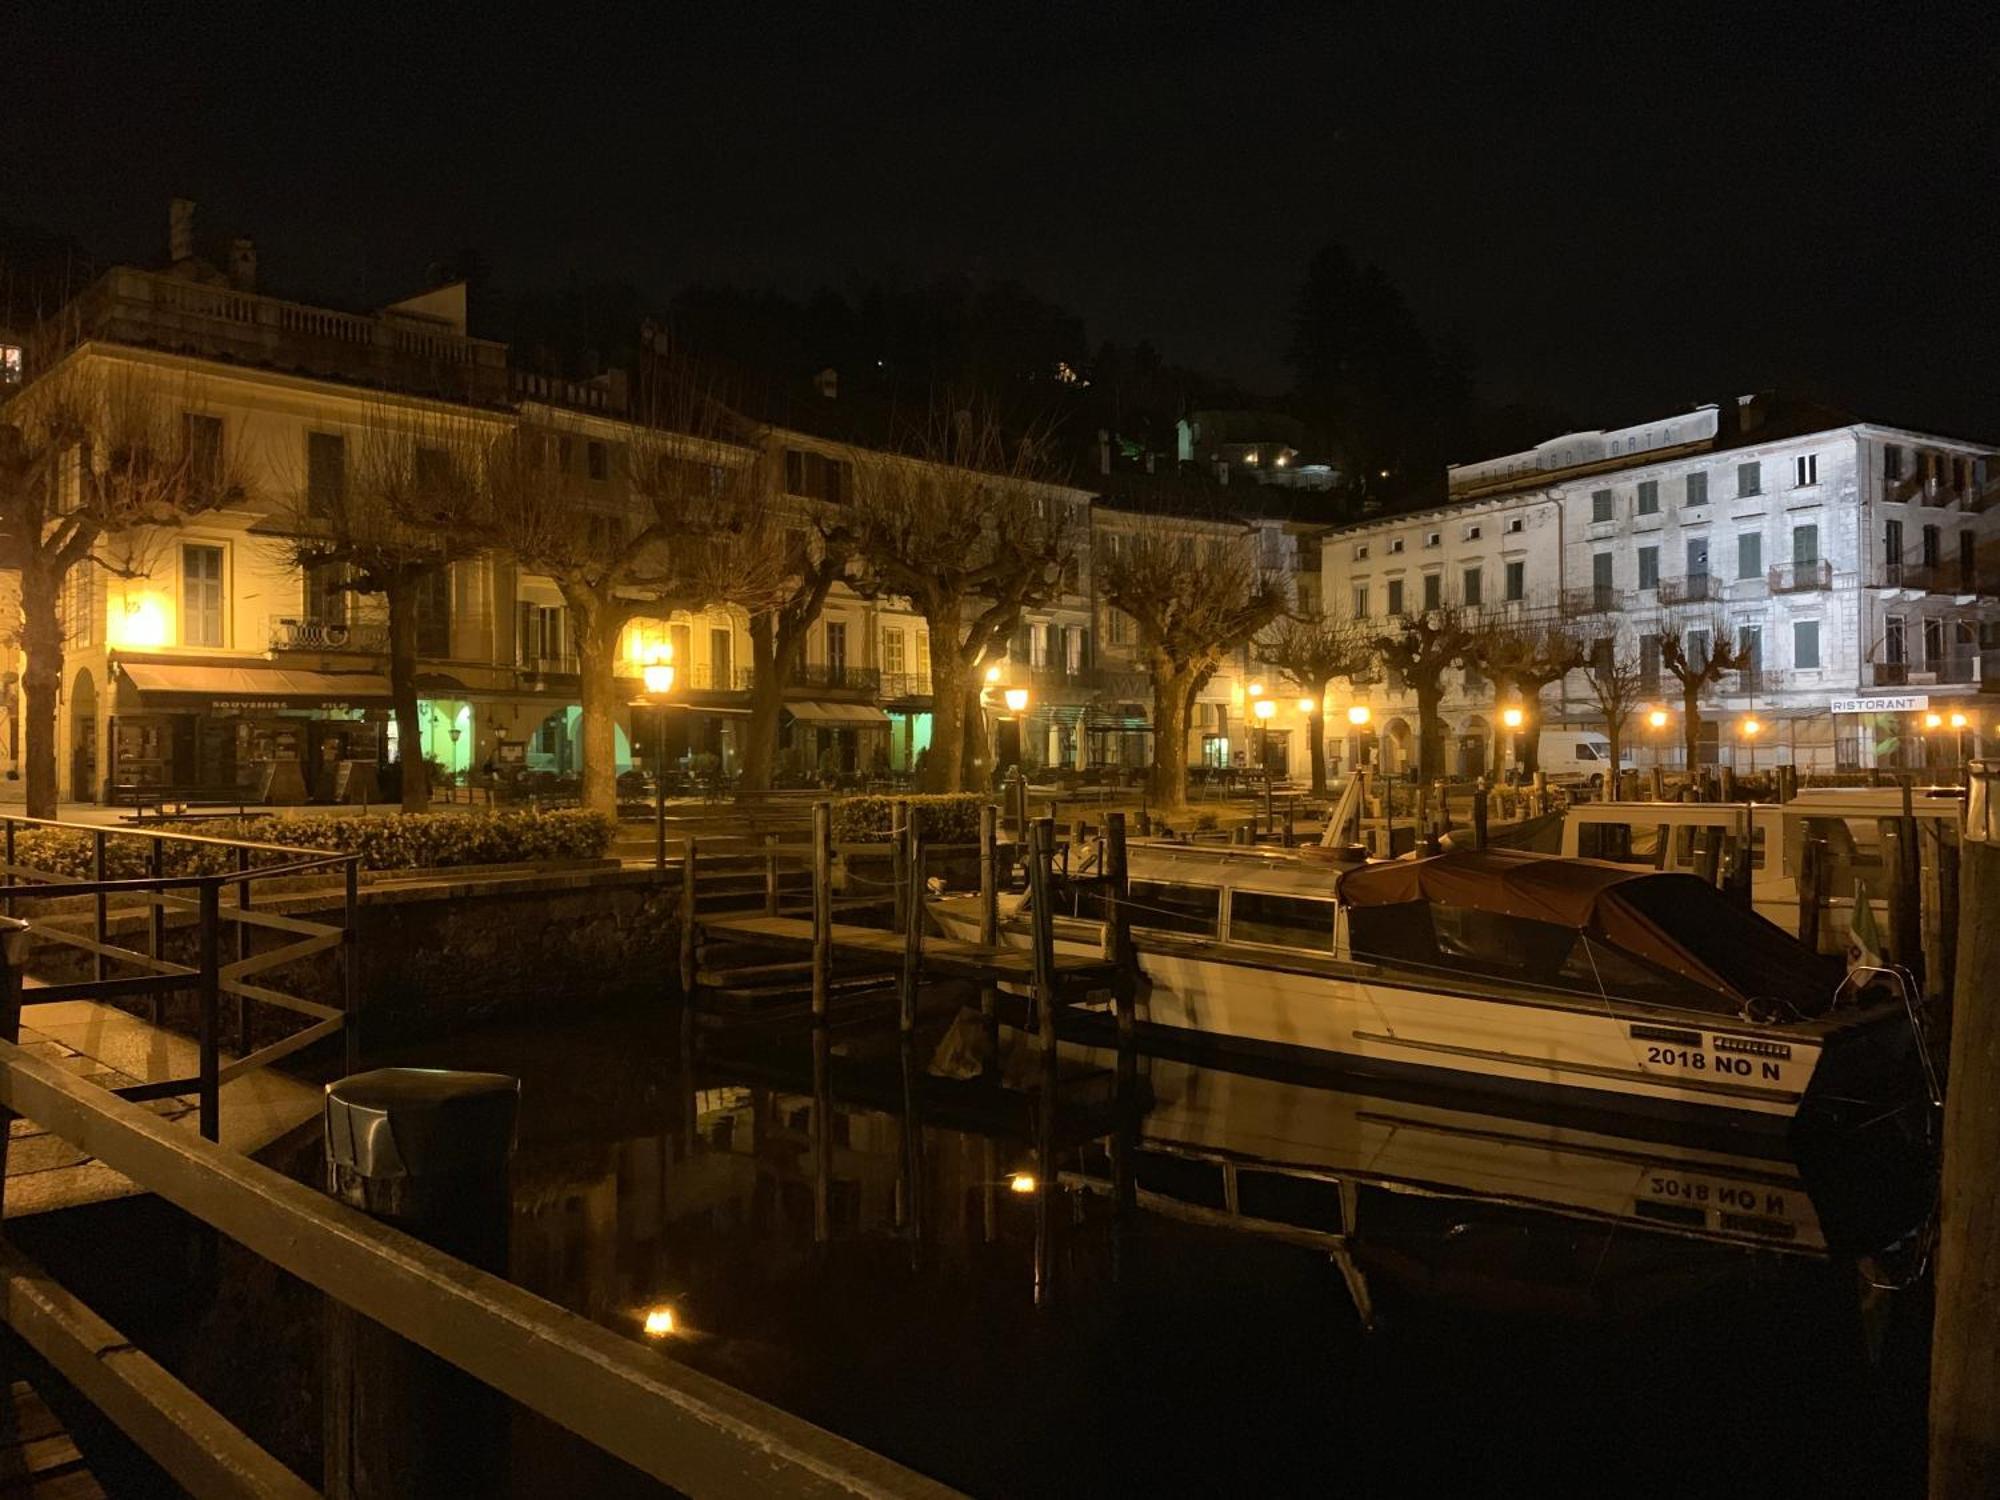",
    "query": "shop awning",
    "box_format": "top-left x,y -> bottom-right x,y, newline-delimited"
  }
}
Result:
785,700 -> 891,726
118,662 -> 394,712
